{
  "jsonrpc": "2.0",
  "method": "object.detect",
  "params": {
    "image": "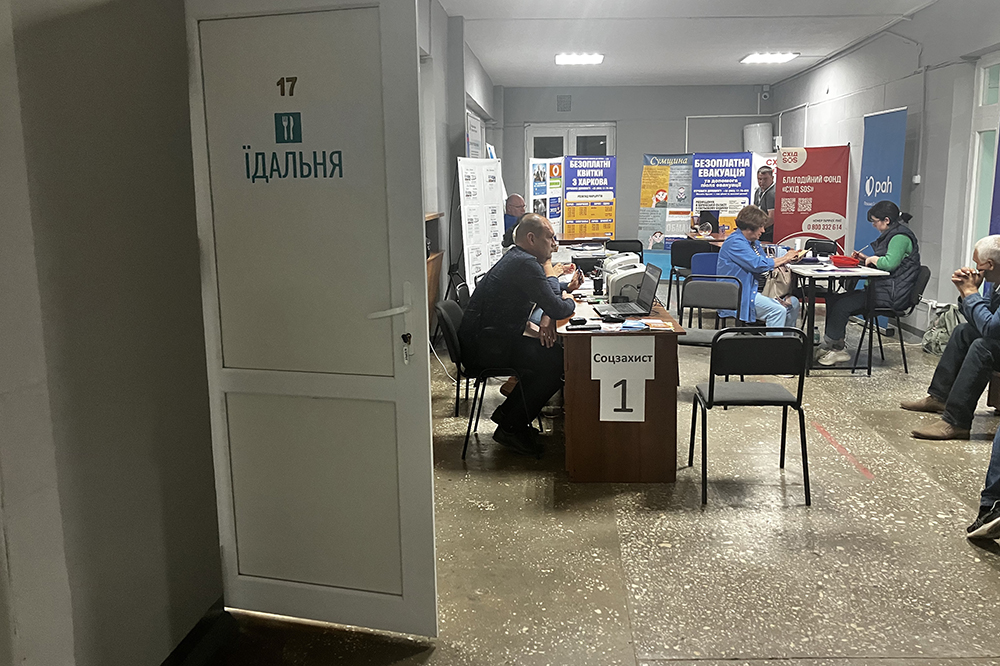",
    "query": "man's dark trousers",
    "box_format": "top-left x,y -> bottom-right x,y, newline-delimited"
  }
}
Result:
929,322 -> 1000,429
